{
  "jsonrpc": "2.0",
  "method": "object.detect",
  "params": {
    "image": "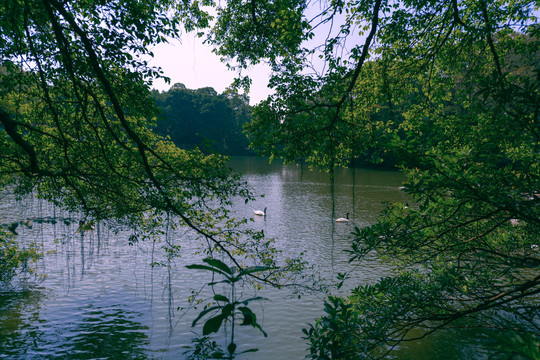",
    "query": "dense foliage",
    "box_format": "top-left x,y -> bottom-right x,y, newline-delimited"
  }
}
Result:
153,84 -> 252,155
0,0 -> 291,292
0,1 -> 308,355
2,0 -> 539,358
212,0 -> 540,358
